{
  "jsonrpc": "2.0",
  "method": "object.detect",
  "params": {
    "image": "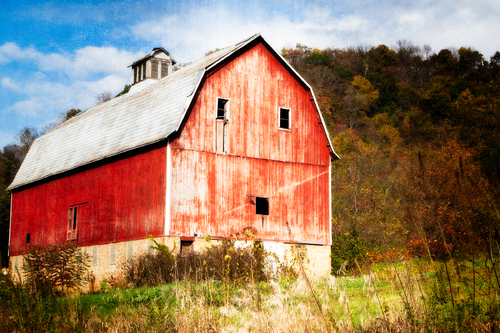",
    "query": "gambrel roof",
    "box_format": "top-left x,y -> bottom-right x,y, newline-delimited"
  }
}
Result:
8,34 -> 338,191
